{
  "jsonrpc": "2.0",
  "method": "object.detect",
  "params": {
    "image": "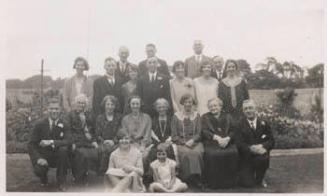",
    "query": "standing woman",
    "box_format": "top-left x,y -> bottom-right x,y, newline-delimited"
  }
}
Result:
95,95 -> 123,174
170,61 -> 196,114
201,98 -> 239,189
122,65 -> 139,114
121,96 -> 153,160
171,94 -> 204,188
193,61 -> 219,116
63,57 -> 93,112
218,59 -> 249,121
